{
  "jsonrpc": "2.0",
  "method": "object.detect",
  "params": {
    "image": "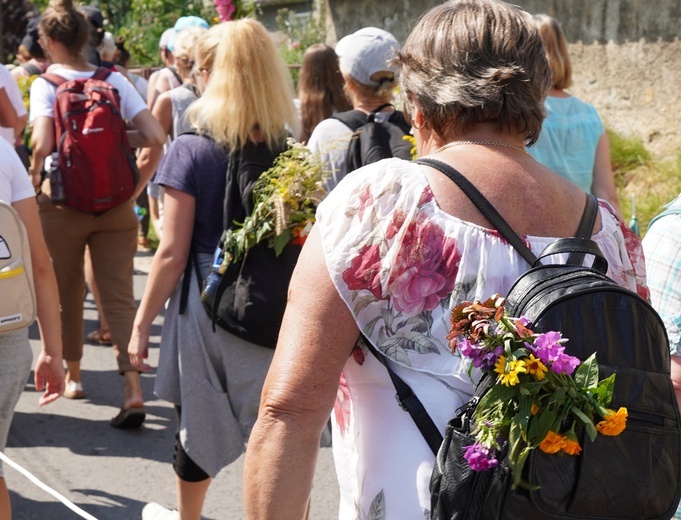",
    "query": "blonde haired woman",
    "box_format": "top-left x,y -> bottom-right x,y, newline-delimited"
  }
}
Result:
528,14 -> 622,215
128,19 -> 298,520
